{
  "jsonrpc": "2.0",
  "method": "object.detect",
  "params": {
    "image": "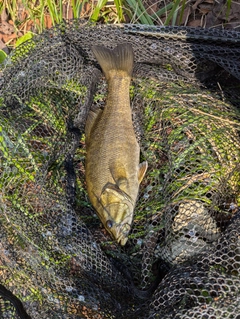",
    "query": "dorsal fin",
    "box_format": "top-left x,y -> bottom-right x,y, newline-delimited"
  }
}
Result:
85,108 -> 103,143
138,161 -> 148,183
